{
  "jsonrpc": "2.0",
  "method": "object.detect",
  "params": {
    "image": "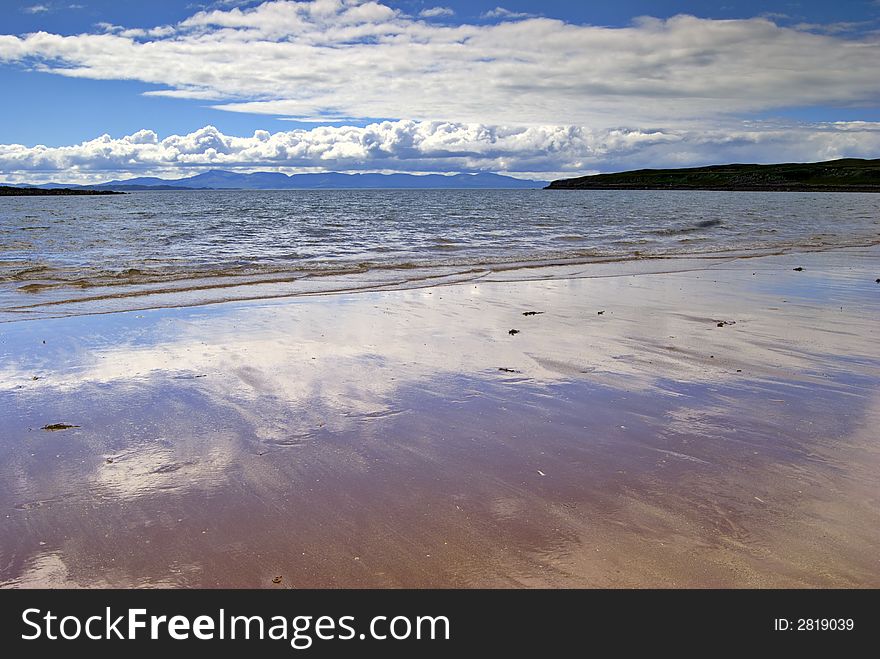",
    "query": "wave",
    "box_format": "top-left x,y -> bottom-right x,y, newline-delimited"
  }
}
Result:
2,234 -> 878,322
649,219 -> 724,237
